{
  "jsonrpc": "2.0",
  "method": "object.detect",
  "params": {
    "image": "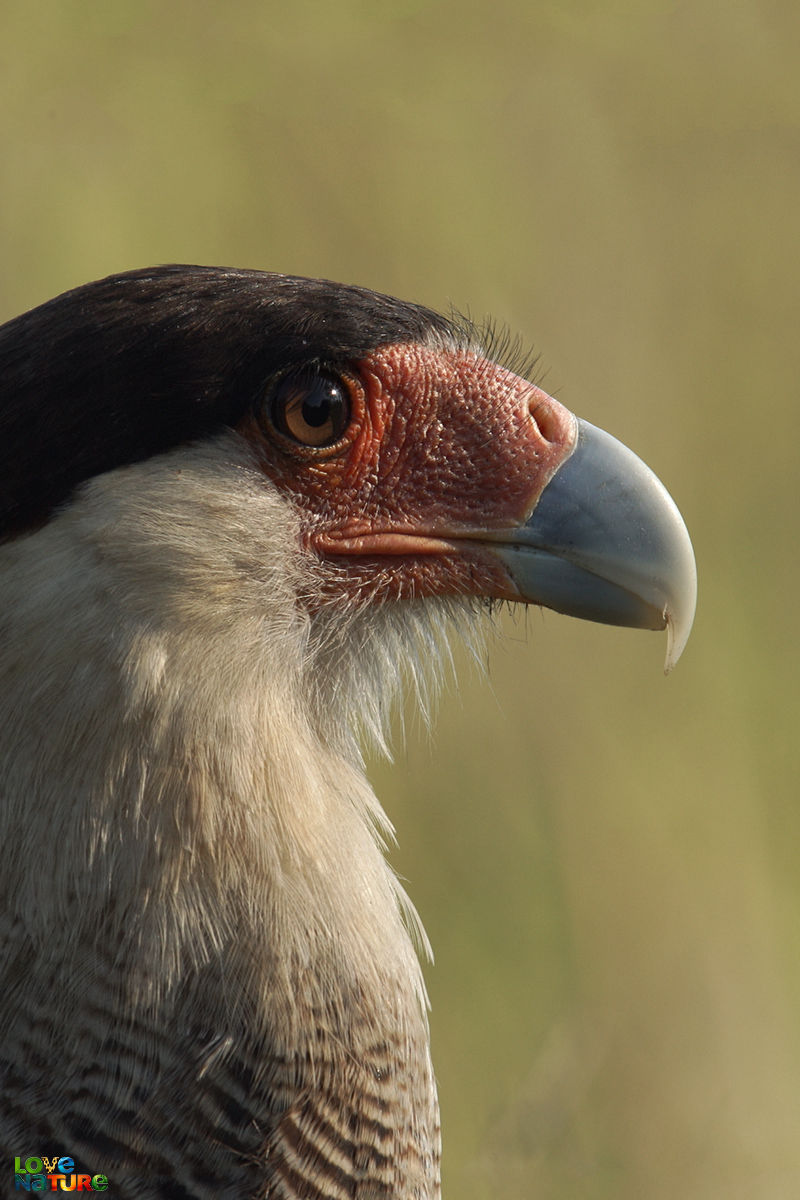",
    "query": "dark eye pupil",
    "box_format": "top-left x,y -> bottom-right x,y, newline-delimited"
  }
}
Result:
303,386 -> 334,427
267,370 -> 351,448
